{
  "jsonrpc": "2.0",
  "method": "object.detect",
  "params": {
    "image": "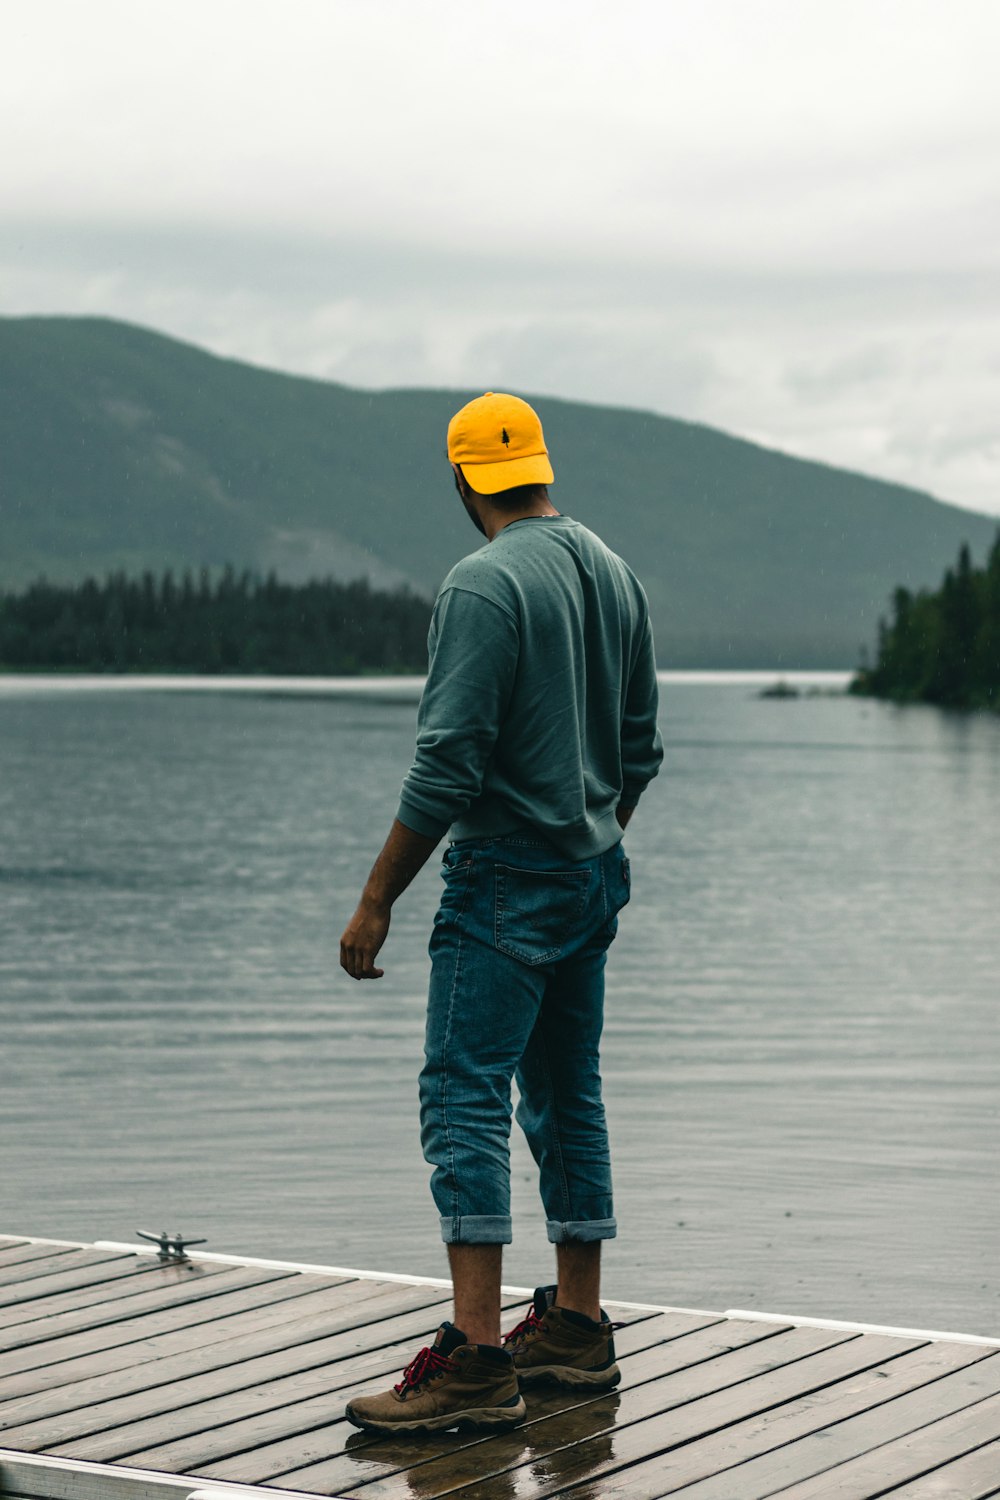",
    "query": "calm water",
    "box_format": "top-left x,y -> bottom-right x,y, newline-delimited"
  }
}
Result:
1,675 -> 998,1336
